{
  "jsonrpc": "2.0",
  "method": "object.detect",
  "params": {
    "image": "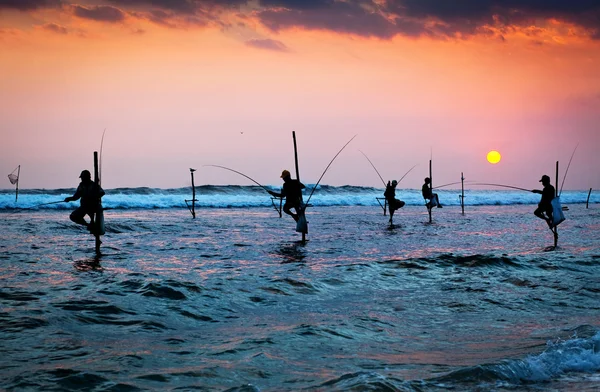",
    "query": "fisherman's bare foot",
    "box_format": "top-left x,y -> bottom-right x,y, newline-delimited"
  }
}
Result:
437,205 -> 443,208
